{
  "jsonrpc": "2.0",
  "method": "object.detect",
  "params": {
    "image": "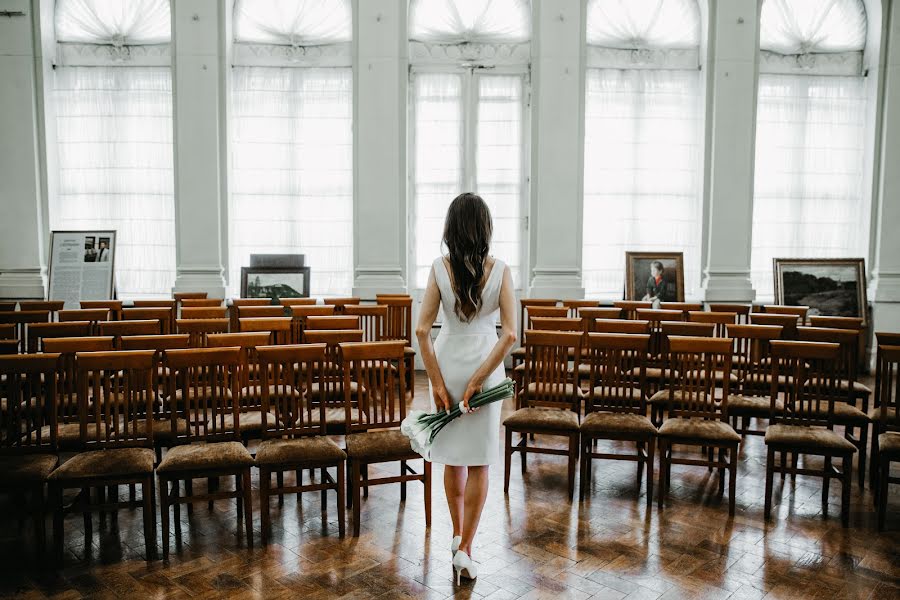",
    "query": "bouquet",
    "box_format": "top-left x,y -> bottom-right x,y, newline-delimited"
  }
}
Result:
401,378 -> 515,460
